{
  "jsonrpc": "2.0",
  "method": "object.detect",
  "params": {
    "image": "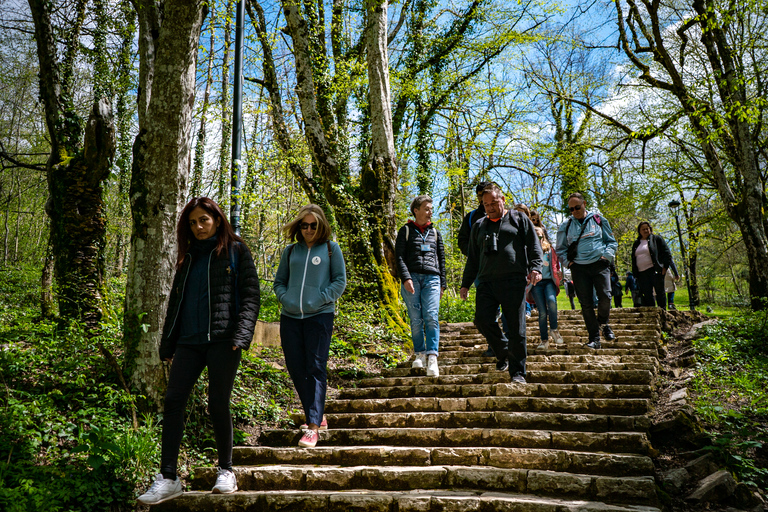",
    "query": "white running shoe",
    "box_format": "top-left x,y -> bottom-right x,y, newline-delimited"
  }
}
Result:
551,329 -> 564,344
137,474 -> 183,505
212,467 -> 238,494
536,338 -> 550,350
411,352 -> 426,369
426,354 -> 439,377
